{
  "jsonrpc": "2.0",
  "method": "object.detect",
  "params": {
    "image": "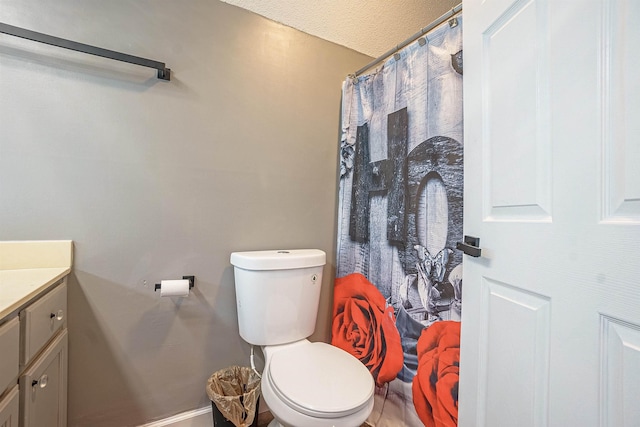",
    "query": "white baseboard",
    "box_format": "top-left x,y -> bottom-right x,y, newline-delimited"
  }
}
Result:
139,406 -> 212,427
